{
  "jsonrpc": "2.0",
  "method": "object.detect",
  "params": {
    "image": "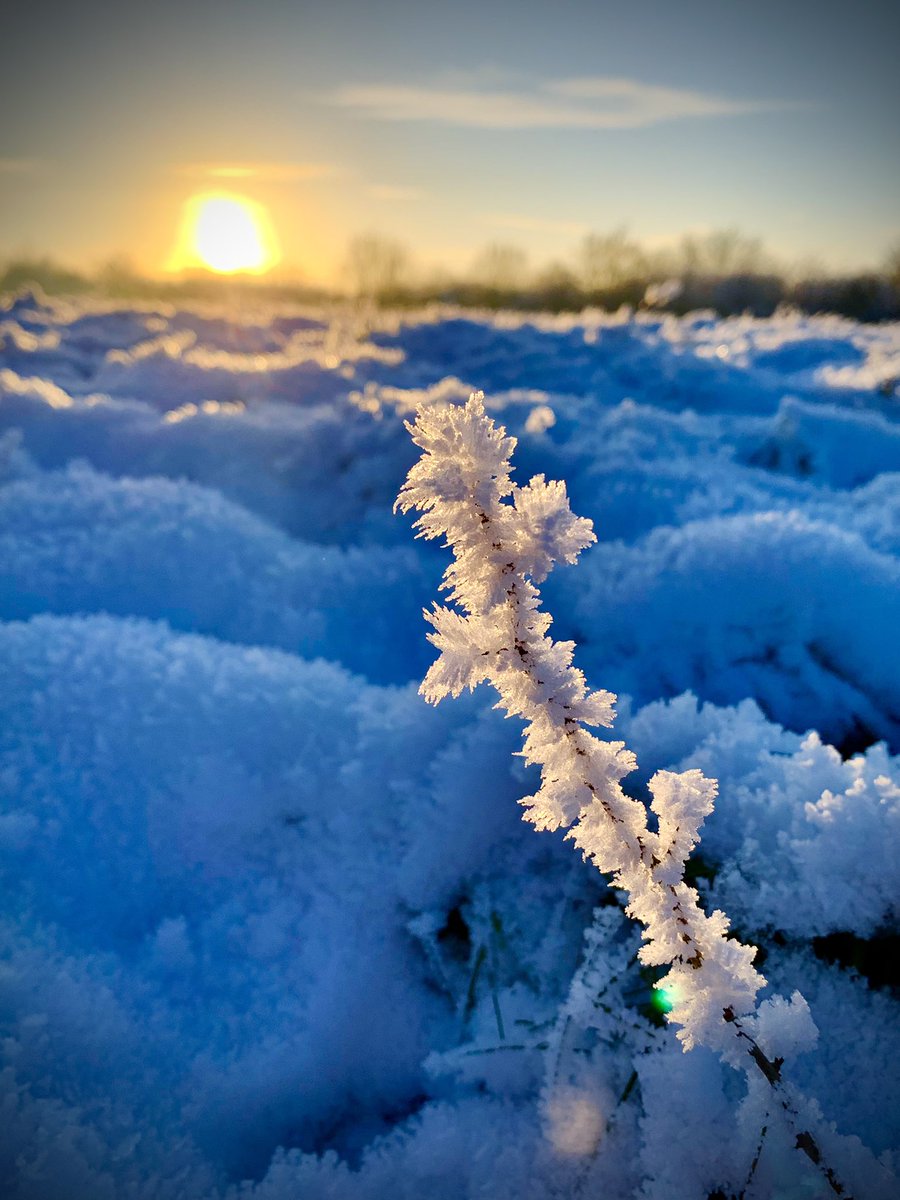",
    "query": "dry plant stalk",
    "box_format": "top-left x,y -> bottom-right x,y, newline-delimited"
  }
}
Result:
397,392 -> 856,1197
